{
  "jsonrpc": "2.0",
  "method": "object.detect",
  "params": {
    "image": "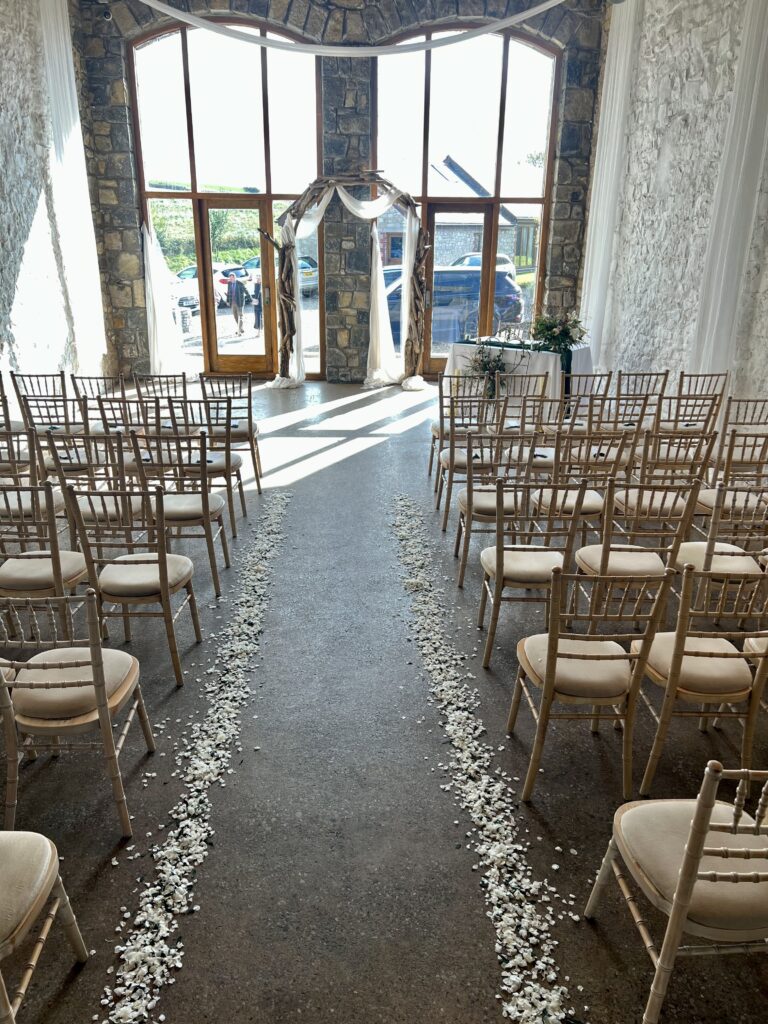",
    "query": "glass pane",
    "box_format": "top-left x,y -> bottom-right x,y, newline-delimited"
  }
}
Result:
379,206 -> 409,353
376,42 -> 425,196
272,202 -> 321,375
188,28 -> 266,193
427,34 -> 503,198
148,198 -> 204,373
500,43 -> 555,197
134,34 -> 191,191
430,211 -> 484,357
266,36 -> 317,194
493,203 -> 541,329
209,207 -> 265,356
